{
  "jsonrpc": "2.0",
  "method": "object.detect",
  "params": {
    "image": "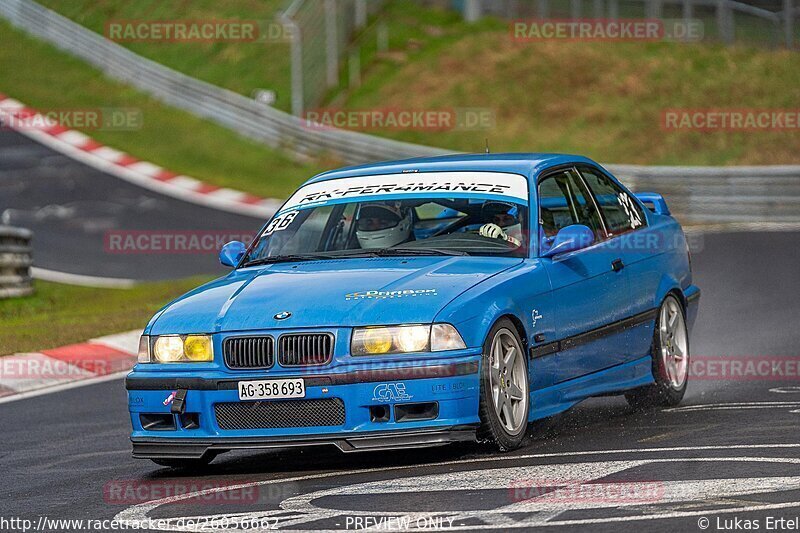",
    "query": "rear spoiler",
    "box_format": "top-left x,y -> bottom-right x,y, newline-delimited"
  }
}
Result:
634,192 -> 671,216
